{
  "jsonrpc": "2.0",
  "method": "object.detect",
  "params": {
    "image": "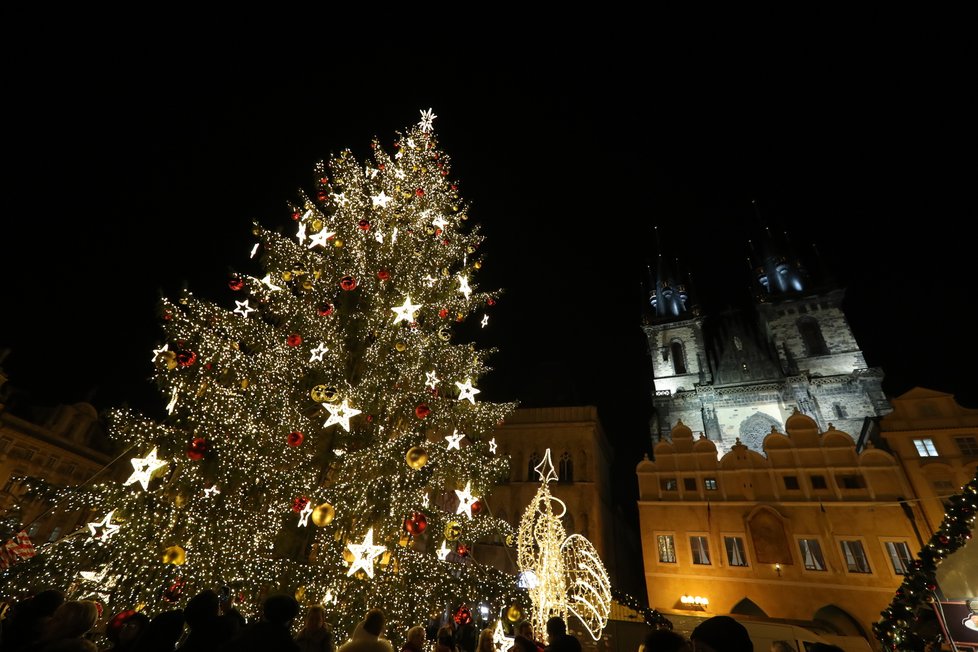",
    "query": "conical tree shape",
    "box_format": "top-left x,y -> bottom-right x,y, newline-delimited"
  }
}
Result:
4,109 -> 524,644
